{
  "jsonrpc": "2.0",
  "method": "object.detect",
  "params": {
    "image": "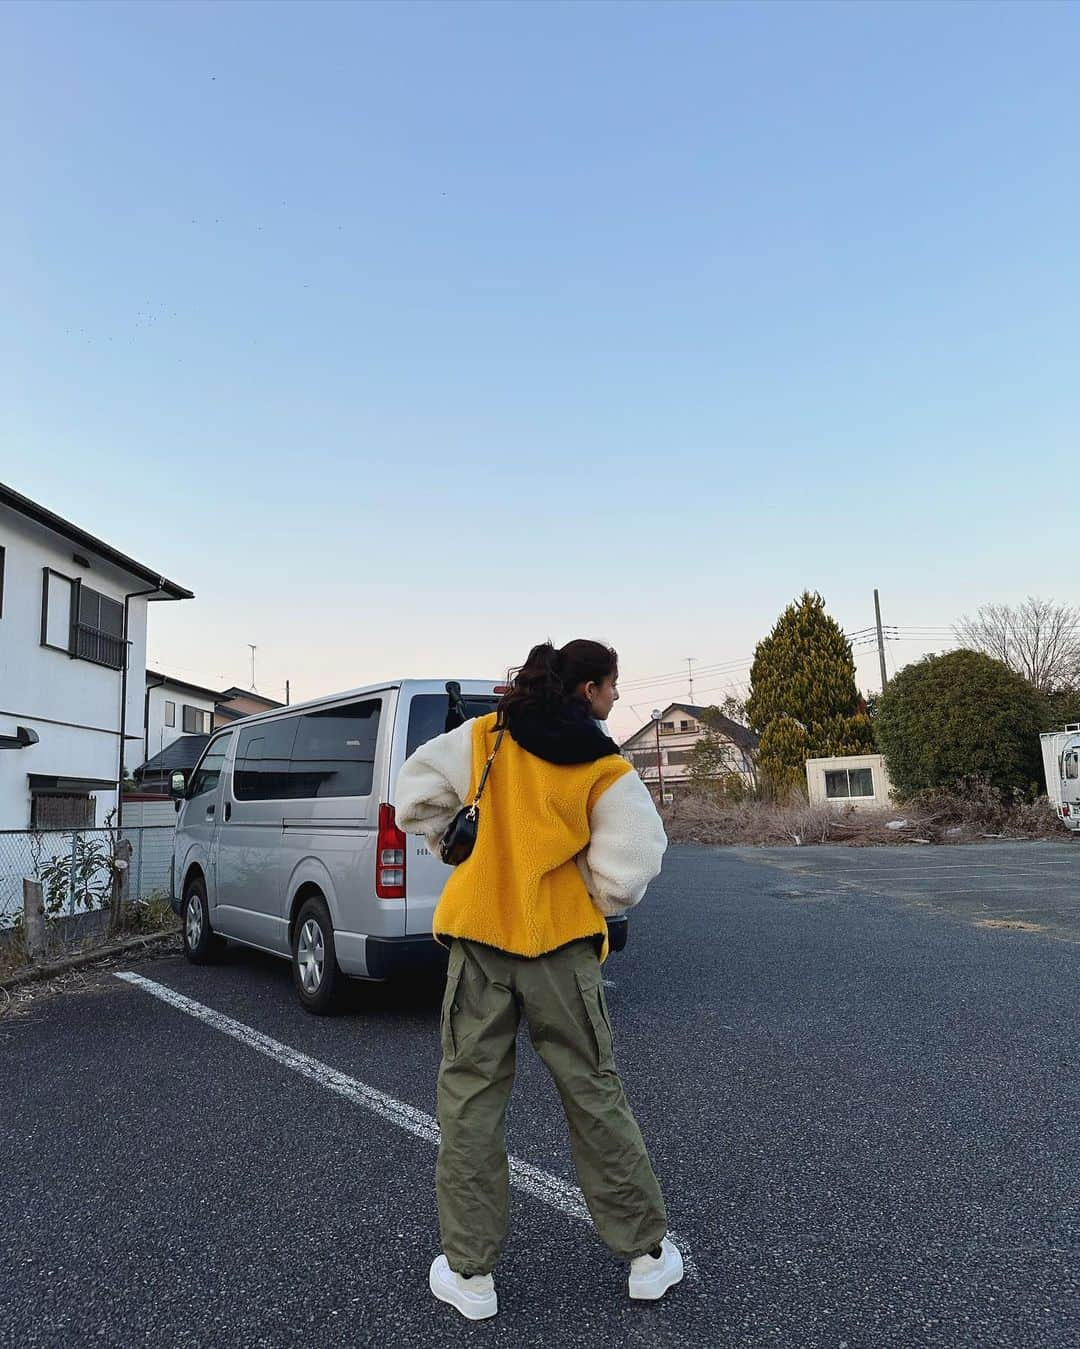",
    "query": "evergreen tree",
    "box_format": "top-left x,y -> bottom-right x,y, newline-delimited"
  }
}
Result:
747,591 -> 874,795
